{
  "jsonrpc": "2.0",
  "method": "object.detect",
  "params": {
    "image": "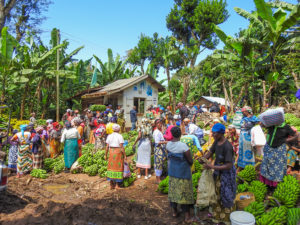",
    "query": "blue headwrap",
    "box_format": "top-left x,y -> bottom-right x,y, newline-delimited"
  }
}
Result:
212,123 -> 226,134
65,121 -> 71,129
20,124 -> 28,137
